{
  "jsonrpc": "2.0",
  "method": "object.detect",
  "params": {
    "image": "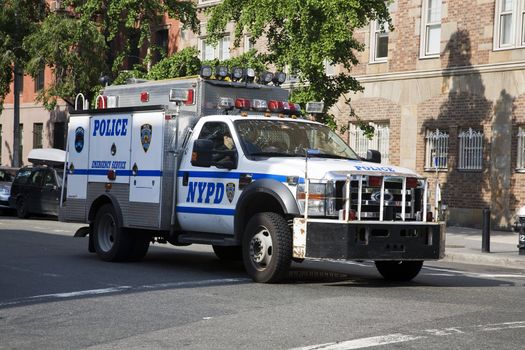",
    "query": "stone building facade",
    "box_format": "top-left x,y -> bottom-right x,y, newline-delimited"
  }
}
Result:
336,0 -> 525,229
